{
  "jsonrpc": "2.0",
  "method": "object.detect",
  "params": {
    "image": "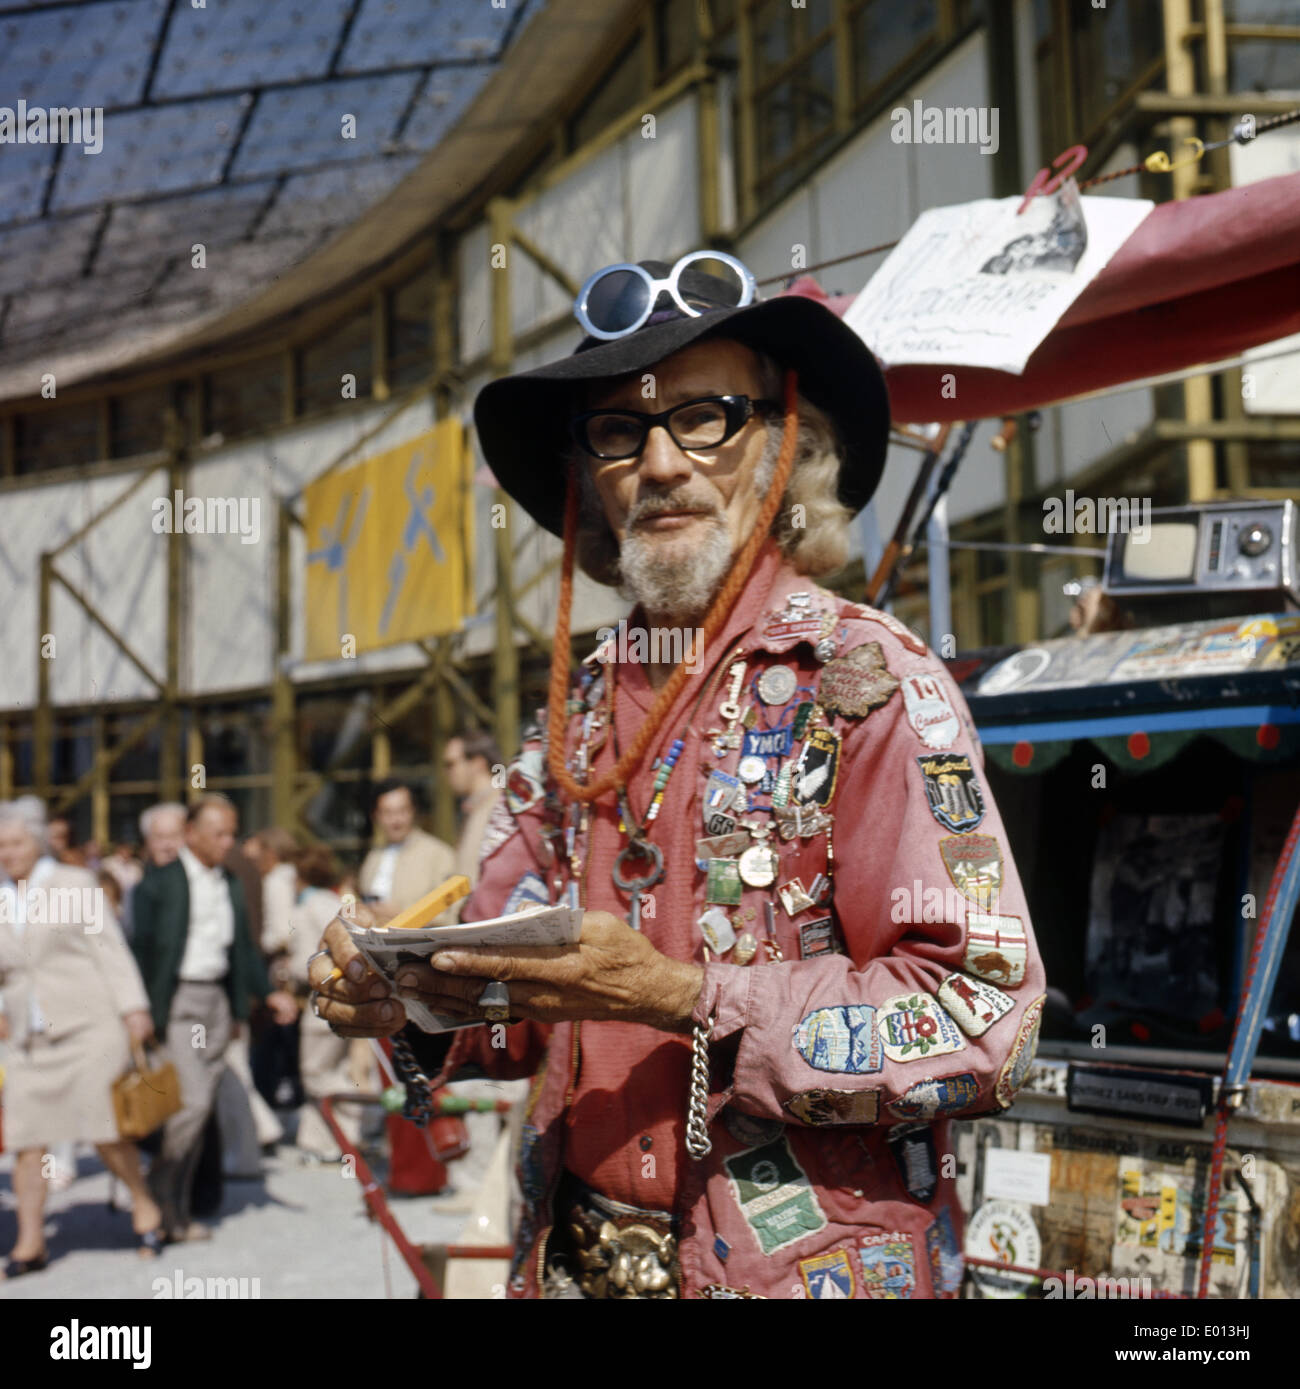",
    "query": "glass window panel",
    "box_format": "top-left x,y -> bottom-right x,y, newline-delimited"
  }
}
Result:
151,0 -> 352,98
105,715 -> 164,785
229,73 -> 422,181
339,0 -> 516,71
387,271 -> 434,390
110,384 -> 172,459
568,34 -> 648,149
656,0 -> 697,78
297,311 -> 372,416
754,0 -> 793,78
1228,38 -> 1300,92
0,144 -> 55,224
51,716 -> 94,789
259,157 -> 419,237
49,96 -> 248,213
1224,0 -> 1300,19
0,0 -> 168,109
205,357 -> 285,440
13,400 -> 101,474
403,67 -> 494,149
100,186 -> 269,273
854,0 -> 940,96
200,702 -> 271,778
0,214 -> 98,297
1070,0 -> 1164,136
